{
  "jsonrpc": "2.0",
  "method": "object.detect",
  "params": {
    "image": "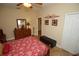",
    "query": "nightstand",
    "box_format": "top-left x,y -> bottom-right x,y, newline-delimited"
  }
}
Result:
0,29 -> 7,43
